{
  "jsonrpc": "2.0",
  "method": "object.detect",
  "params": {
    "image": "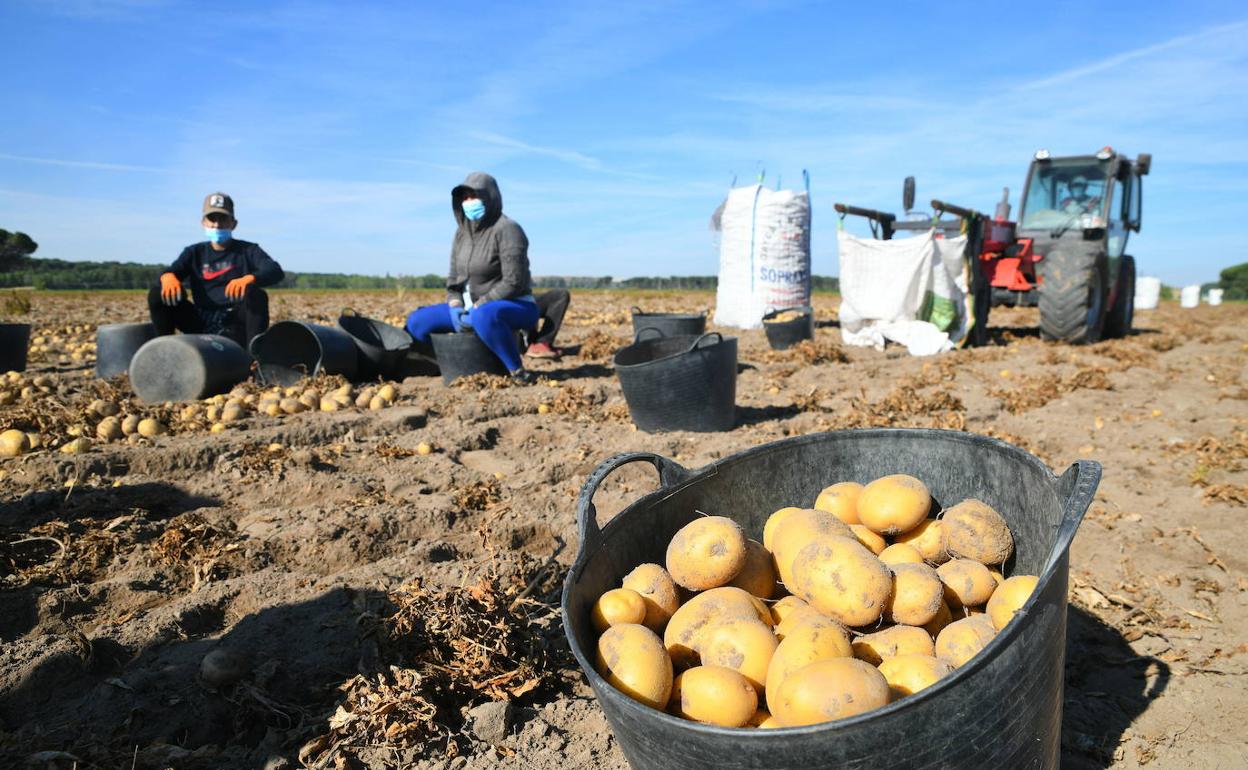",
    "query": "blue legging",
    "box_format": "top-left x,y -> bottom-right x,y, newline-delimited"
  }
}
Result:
405,299 -> 540,373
